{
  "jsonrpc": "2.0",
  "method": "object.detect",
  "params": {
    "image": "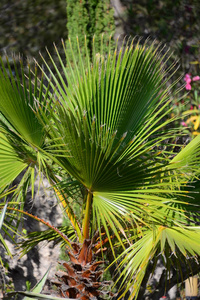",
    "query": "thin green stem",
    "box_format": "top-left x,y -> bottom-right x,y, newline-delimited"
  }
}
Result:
82,191 -> 93,240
